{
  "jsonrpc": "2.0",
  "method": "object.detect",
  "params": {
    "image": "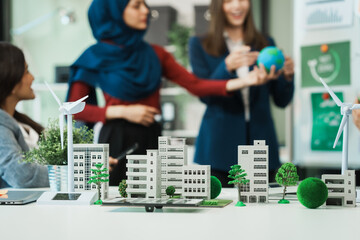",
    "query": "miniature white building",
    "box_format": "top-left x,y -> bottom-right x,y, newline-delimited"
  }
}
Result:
126,150 -> 161,198
238,140 -> 268,203
182,165 -> 210,199
158,137 -> 187,197
125,136 -> 211,200
73,144 -> 109,200
321,170 -> 356,207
